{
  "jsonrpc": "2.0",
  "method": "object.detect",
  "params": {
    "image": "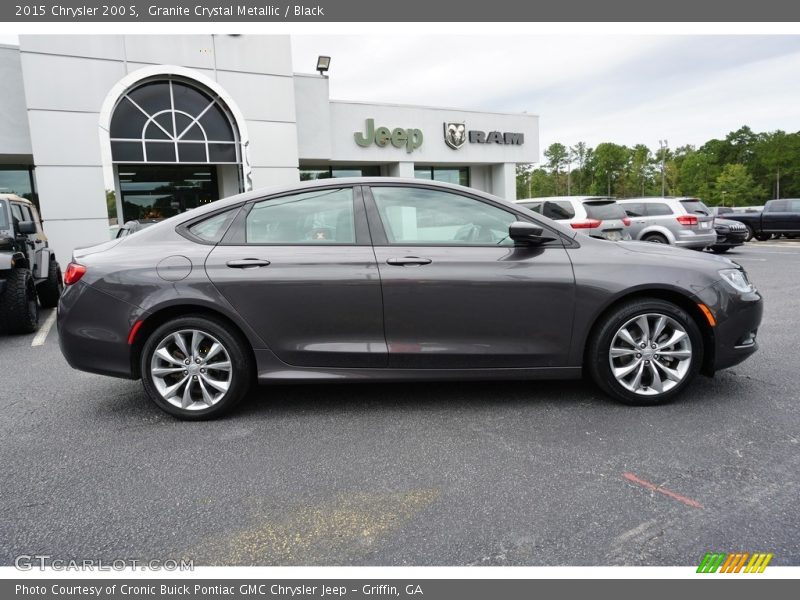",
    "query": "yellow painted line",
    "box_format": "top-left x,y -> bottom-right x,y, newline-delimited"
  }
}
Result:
758,553 -> 773,573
